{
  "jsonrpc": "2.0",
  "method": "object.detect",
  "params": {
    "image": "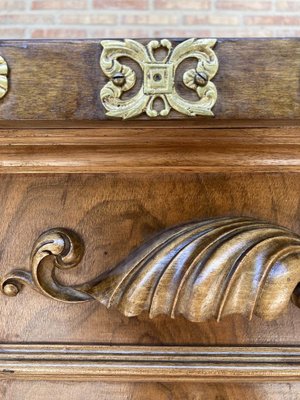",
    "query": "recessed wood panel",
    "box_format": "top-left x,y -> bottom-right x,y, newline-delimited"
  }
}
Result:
0,173 -> 299,344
